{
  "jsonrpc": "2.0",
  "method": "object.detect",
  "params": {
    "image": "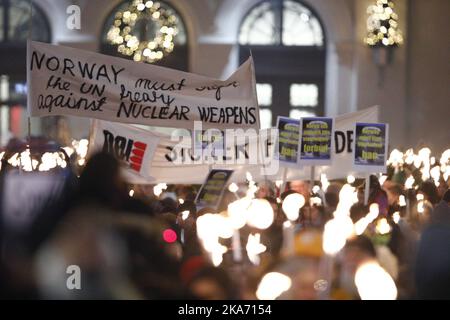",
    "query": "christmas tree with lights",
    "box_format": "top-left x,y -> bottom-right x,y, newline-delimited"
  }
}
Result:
365,0 -> 403,47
